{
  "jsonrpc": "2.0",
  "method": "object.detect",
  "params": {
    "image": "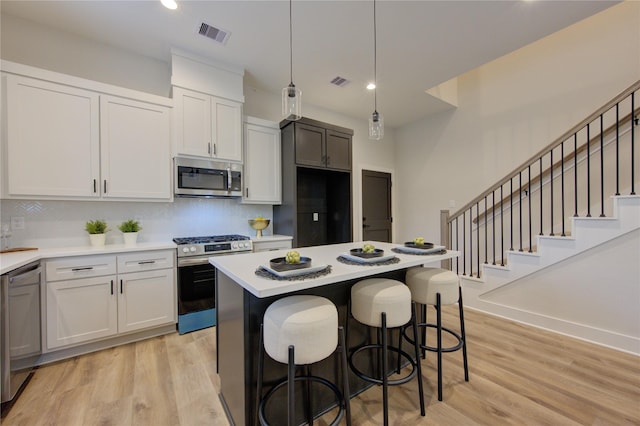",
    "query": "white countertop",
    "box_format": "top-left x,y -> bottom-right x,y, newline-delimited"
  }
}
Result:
209,241 -> 459,298
0,242 -> 177,275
